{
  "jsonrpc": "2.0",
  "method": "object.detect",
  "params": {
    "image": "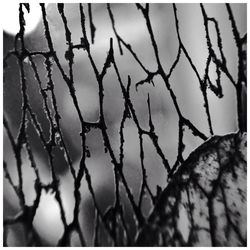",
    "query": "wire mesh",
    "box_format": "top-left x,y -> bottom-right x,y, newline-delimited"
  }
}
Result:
3,3 -> 247,246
